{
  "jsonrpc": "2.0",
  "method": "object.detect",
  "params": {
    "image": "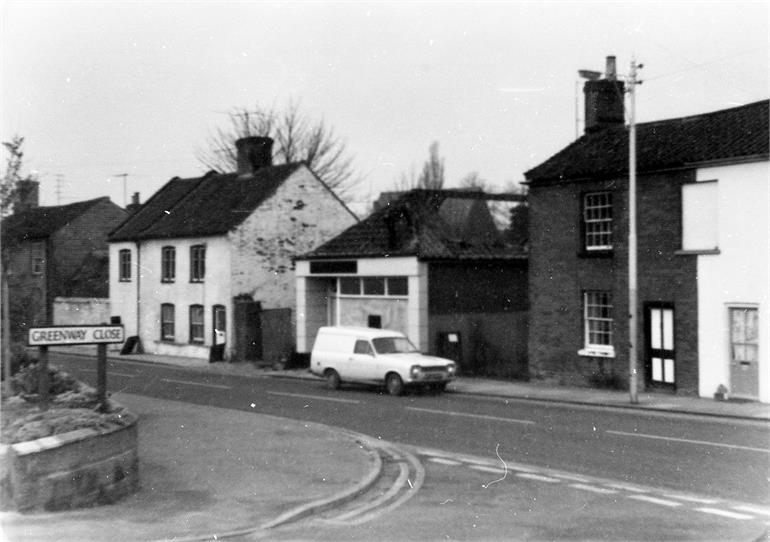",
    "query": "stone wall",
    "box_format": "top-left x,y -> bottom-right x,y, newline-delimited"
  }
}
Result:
0,412 -> 139,512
